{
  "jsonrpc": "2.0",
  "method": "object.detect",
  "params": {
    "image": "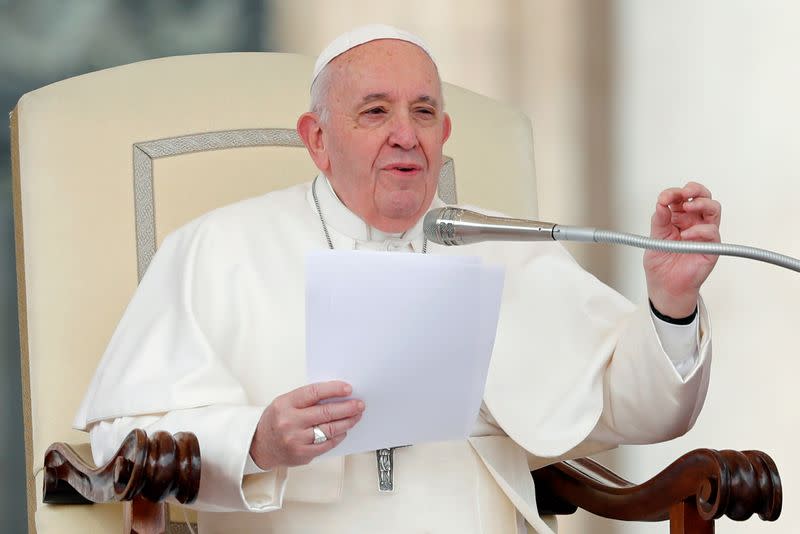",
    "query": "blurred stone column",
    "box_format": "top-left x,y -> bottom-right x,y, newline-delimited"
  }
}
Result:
511,0 -> 616,284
